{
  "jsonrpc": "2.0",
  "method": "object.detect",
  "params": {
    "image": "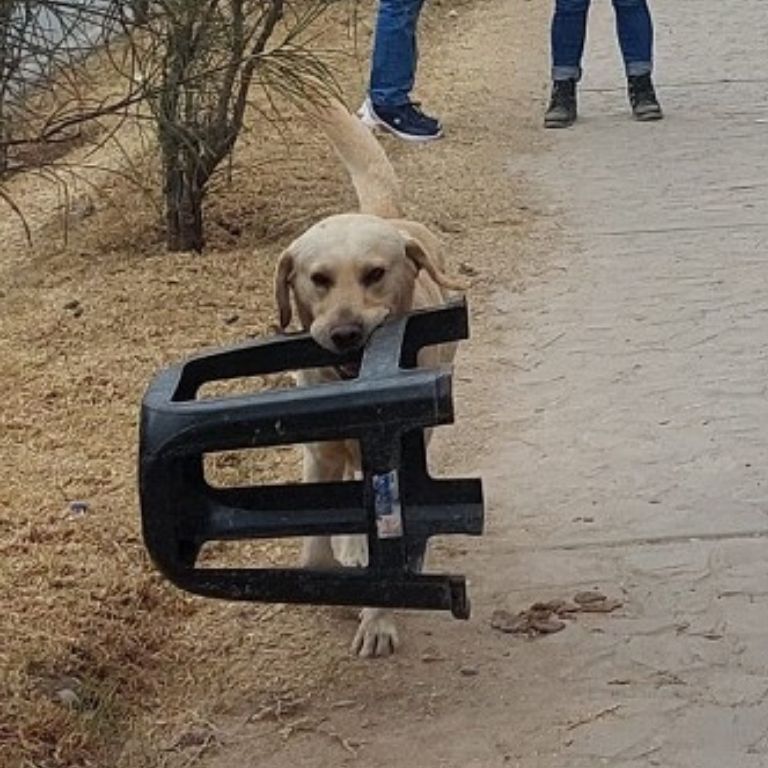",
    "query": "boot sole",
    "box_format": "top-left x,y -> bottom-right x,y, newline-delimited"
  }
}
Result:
544,117 -> 577,129
633,110 -> 664,122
